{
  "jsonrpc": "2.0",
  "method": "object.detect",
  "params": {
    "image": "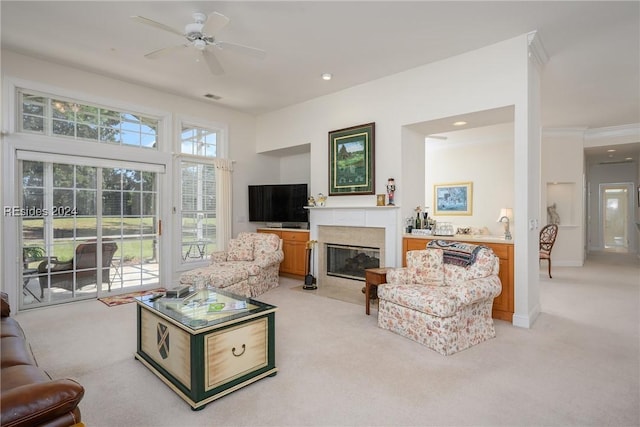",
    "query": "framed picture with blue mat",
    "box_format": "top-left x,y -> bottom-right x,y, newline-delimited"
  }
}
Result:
434,182 -> 473,215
